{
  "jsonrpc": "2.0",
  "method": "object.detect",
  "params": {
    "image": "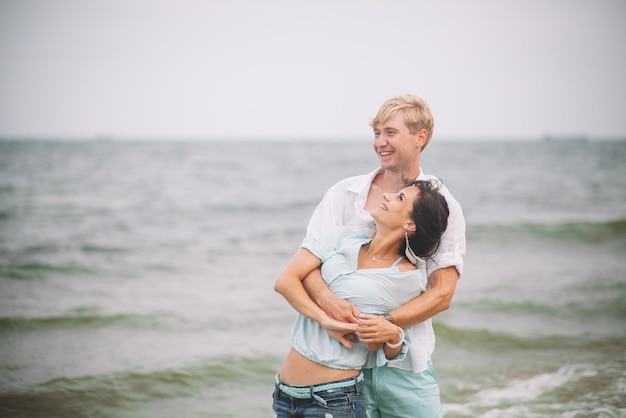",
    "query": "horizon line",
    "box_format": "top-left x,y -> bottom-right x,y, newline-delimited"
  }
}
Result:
1,134 -> 625,143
